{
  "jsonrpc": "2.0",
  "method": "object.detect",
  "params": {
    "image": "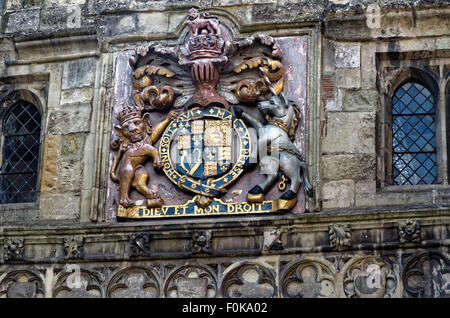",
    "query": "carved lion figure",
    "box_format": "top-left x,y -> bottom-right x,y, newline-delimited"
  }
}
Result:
110,105 -> 178,208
